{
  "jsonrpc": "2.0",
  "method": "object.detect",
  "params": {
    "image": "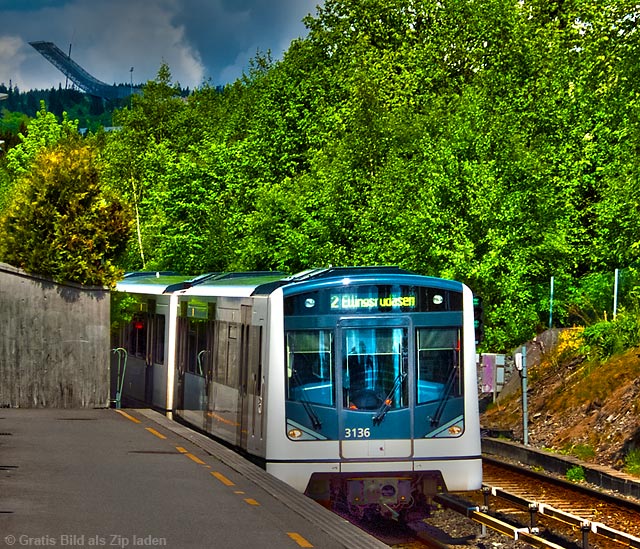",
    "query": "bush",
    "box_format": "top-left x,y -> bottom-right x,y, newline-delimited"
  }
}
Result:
571,444 -> 595,461
624,449 -> 640,477
0,142 -> 132,287
581,312 -> 640,361
566,465 -> 586,483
